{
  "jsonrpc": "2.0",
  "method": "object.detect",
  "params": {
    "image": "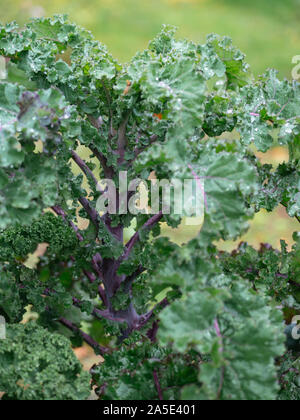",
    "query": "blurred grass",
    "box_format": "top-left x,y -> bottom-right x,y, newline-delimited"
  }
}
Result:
0,0 -> 299,77
0,0 -> 298,249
